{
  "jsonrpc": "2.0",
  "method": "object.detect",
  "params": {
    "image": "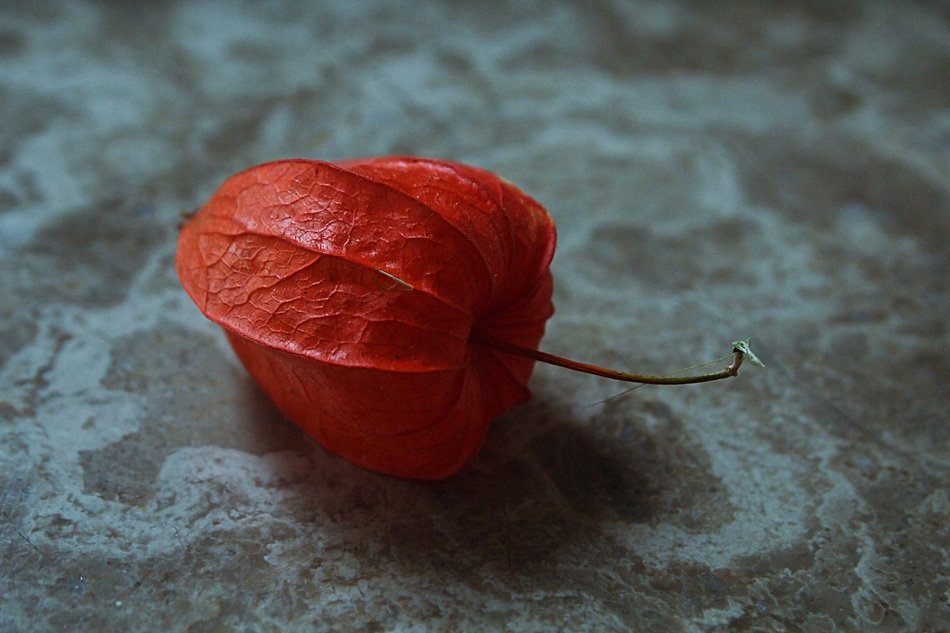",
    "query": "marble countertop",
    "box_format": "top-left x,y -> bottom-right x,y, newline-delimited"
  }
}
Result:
2,2 -> 948,631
